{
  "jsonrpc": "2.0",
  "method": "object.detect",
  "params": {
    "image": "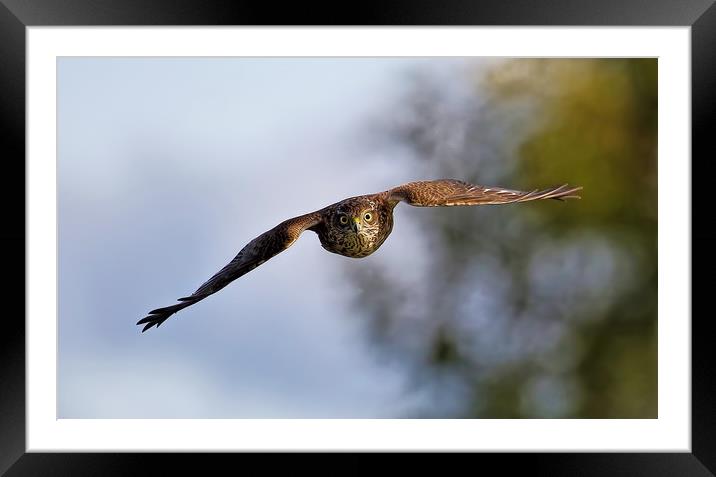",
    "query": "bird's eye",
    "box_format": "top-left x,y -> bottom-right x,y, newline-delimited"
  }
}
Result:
364,212 -> 373,221
339,215 -> 348,225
